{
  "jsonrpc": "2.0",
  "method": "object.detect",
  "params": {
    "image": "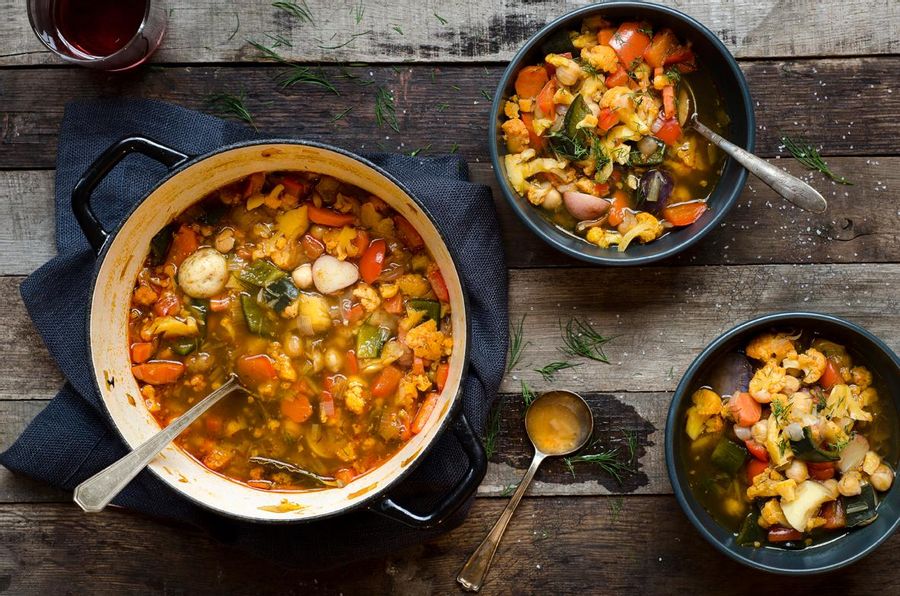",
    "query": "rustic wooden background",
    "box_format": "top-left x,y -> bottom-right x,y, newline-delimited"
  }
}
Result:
1,0 -> 898,593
